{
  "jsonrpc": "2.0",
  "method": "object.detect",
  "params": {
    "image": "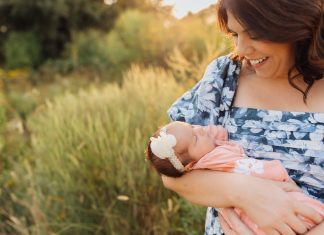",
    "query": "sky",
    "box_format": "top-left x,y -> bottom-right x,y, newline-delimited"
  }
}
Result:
162,0 -> 216,19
